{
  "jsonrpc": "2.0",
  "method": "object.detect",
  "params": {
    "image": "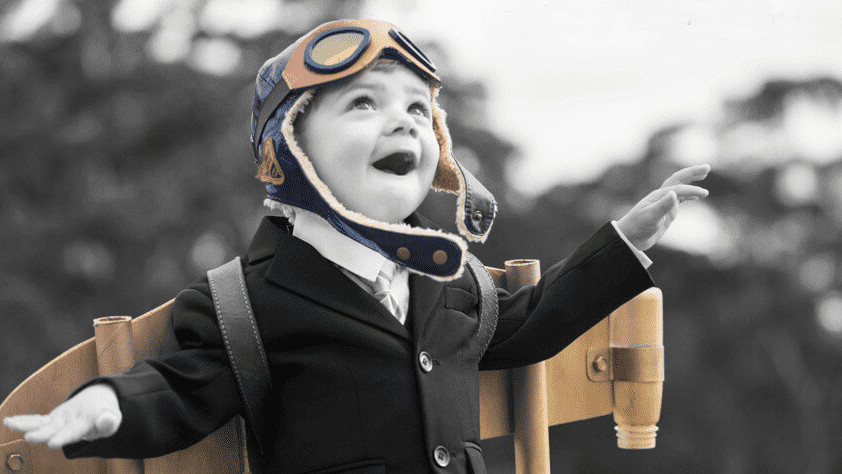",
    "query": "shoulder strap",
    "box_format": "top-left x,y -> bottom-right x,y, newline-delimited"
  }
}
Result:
465,252 -> 499,359
207,256 -> 272,457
